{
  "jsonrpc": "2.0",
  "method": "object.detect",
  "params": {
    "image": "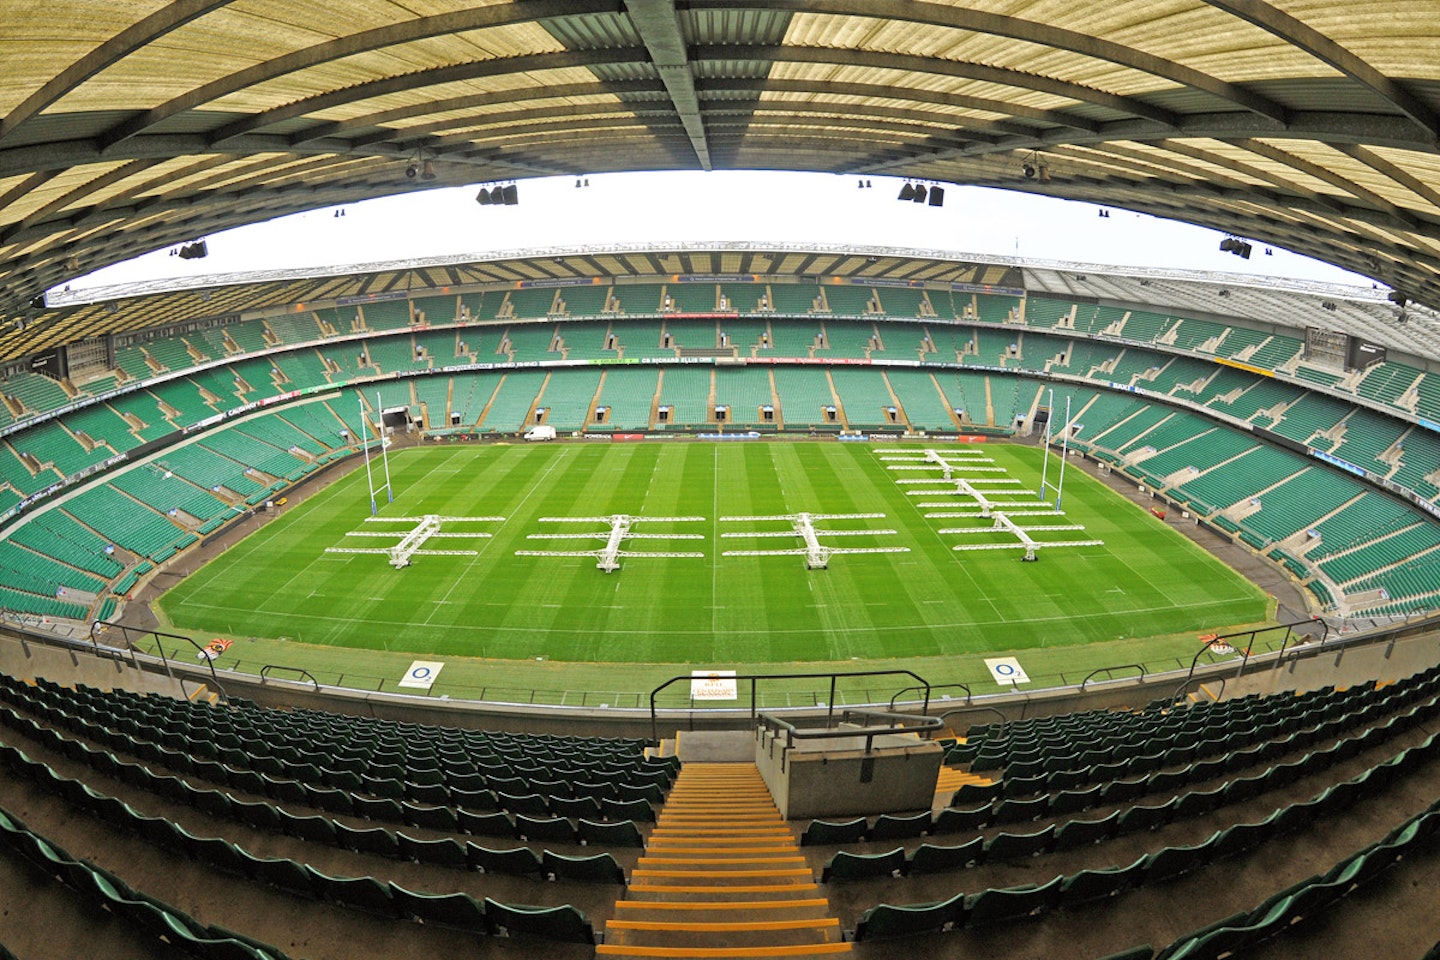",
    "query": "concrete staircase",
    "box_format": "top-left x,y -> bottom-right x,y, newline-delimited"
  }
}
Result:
599,762 -> 850,958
